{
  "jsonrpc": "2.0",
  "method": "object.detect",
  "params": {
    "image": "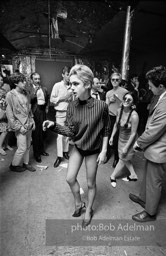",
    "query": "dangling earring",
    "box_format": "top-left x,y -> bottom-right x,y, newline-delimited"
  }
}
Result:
131,104 -> 136,110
